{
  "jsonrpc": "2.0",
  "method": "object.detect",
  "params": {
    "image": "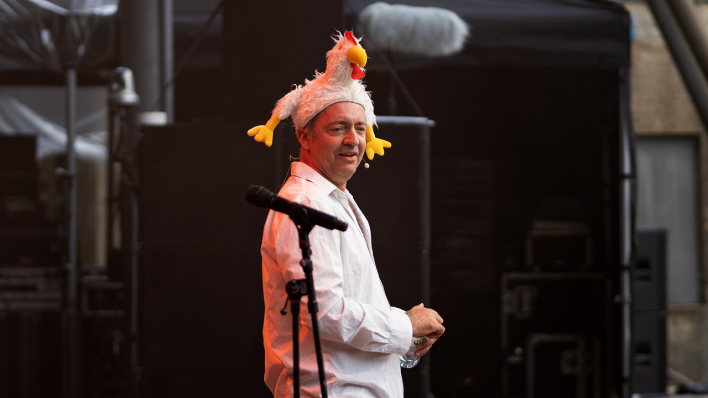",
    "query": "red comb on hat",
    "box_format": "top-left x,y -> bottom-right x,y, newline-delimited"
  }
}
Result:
345,31 -> 358,46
